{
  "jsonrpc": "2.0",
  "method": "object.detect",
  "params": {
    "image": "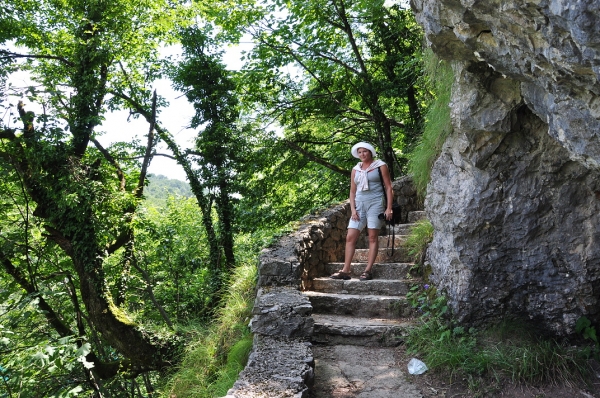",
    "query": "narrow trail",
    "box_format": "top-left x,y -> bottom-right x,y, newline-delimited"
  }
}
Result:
302,212 -> 427,397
